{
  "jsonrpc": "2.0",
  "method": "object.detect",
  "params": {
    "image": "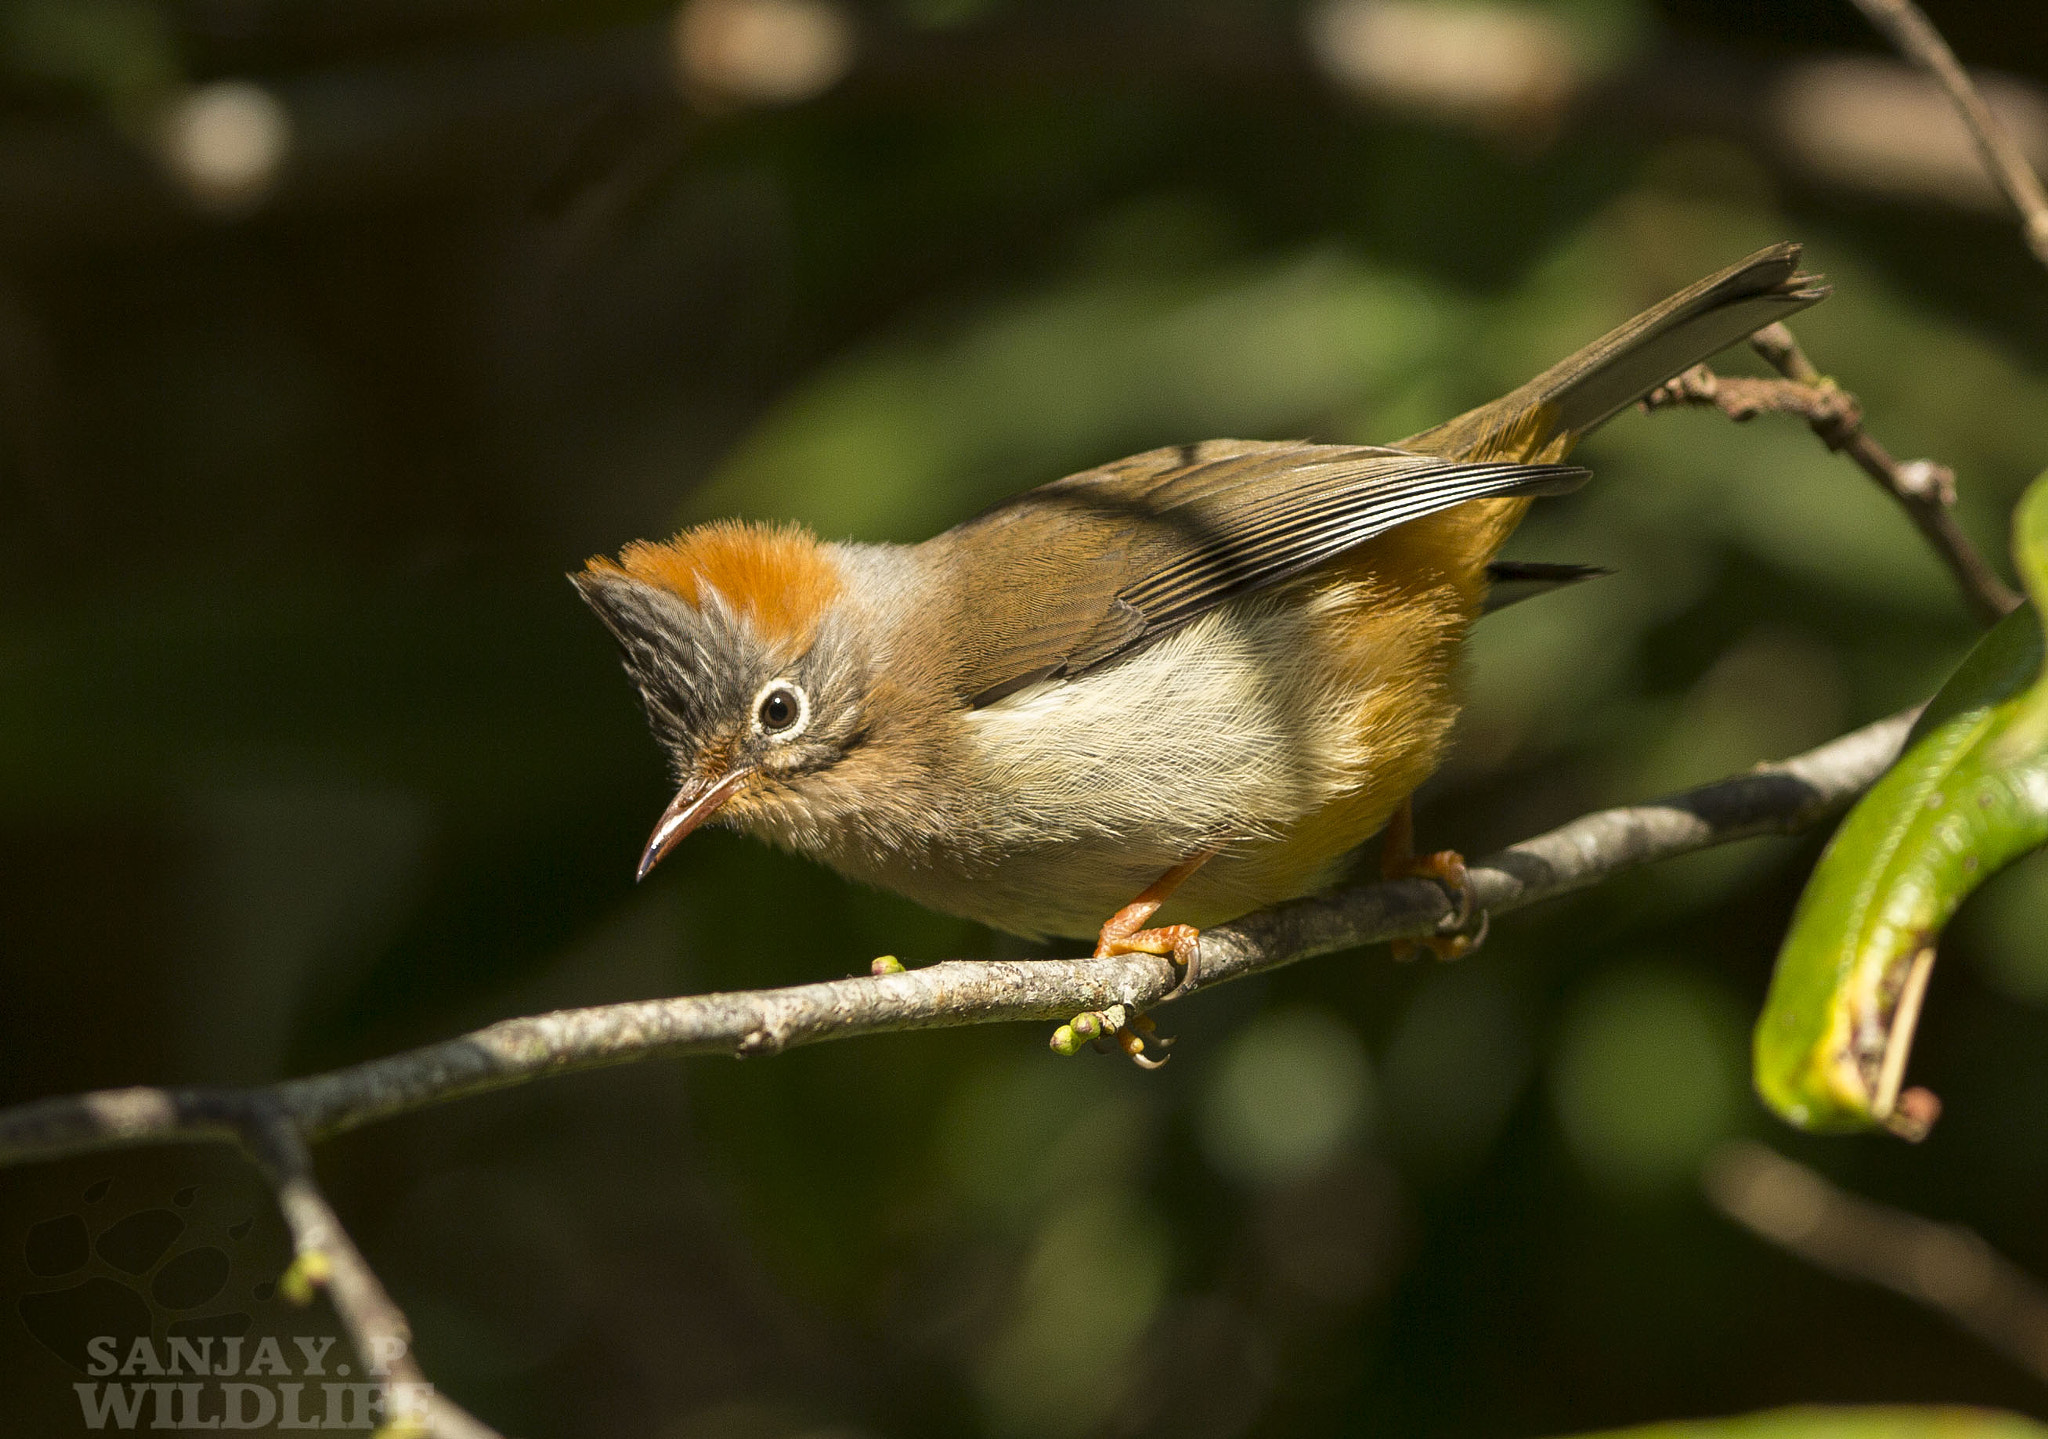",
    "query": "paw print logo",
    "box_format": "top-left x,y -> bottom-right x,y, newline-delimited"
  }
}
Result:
16,1177 -> 270,1373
